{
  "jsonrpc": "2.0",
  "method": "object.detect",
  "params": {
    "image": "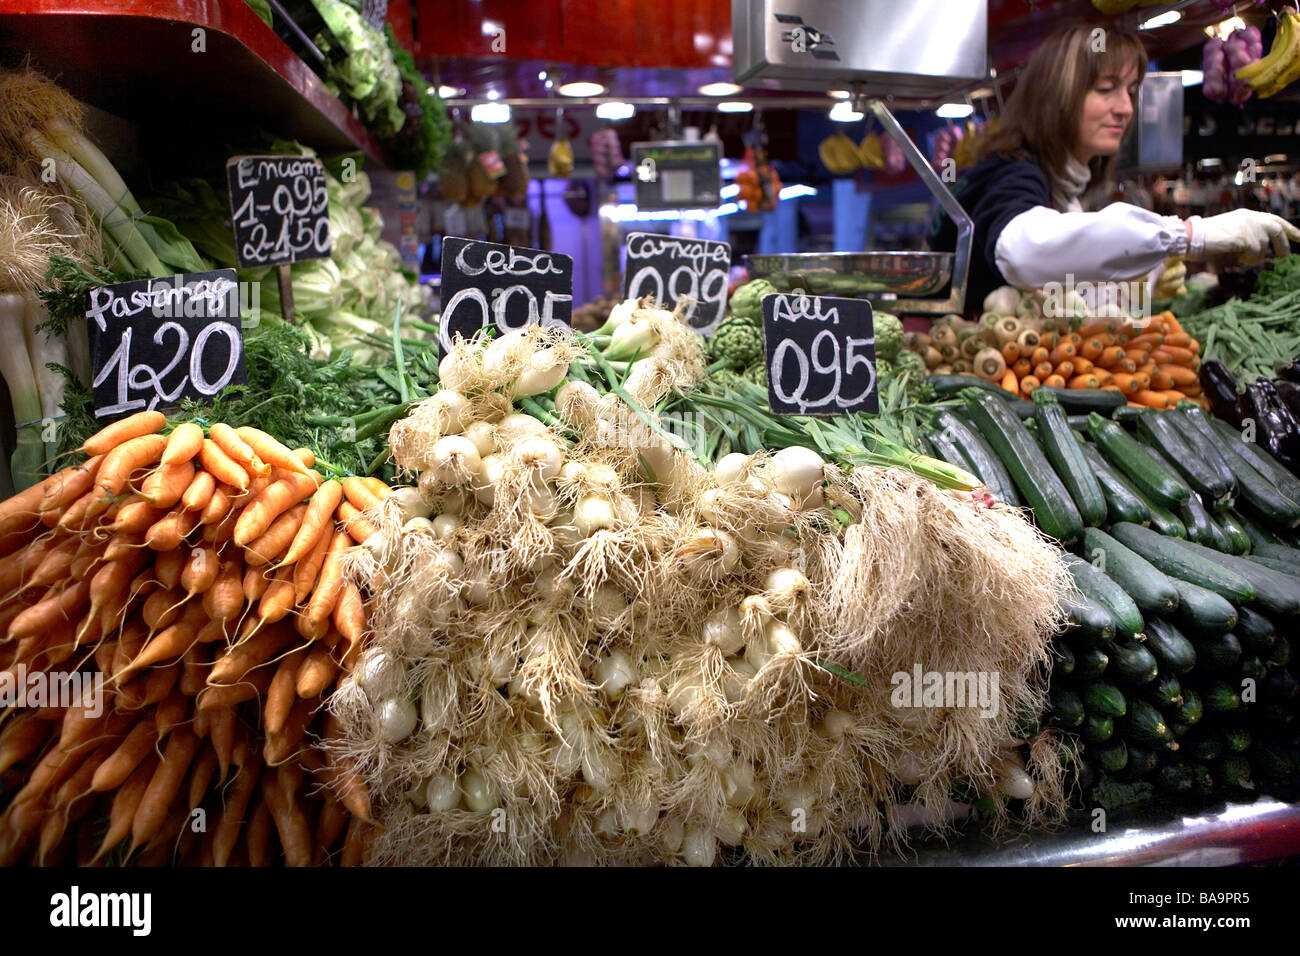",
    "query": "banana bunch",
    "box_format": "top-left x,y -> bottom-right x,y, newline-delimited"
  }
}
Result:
1153,256 -> 1187,300
548,136 -> 574,177
857,134 -> 884,171
1235,11 -> 1300,99
819,133 -> 861,176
